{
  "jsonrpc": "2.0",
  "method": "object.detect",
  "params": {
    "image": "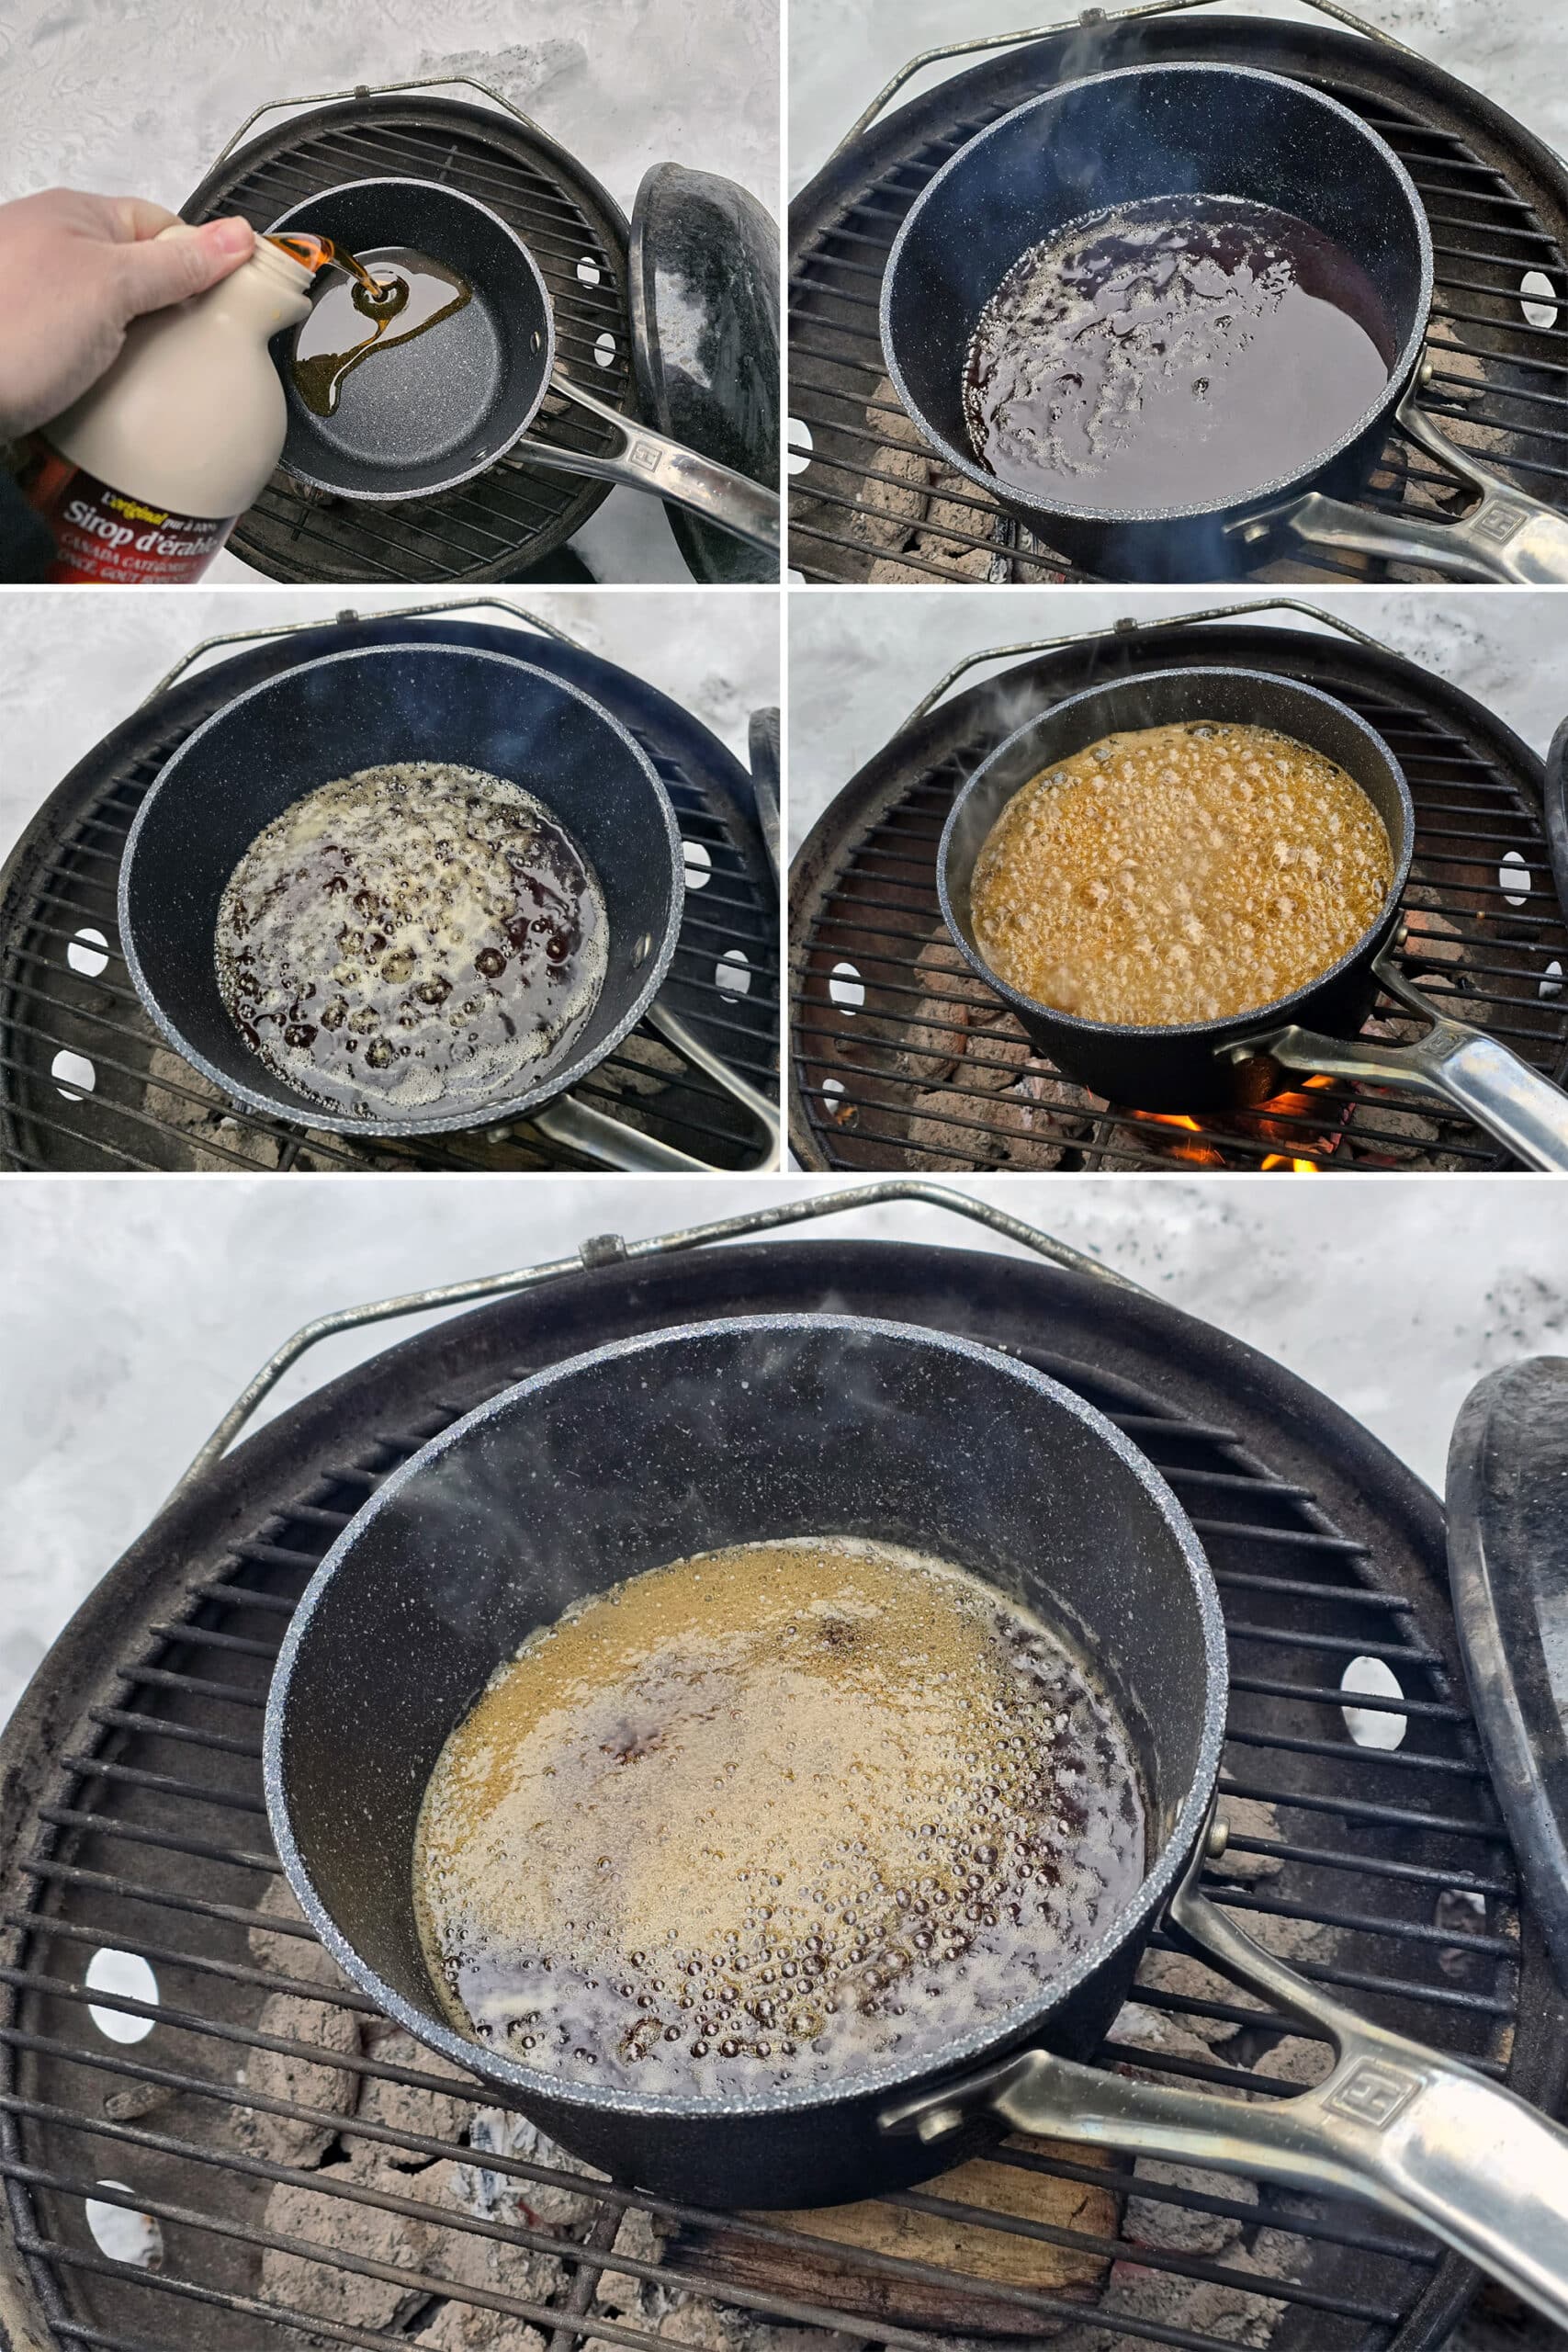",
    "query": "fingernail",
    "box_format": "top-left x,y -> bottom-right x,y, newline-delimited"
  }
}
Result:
204,215 -> 254,255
